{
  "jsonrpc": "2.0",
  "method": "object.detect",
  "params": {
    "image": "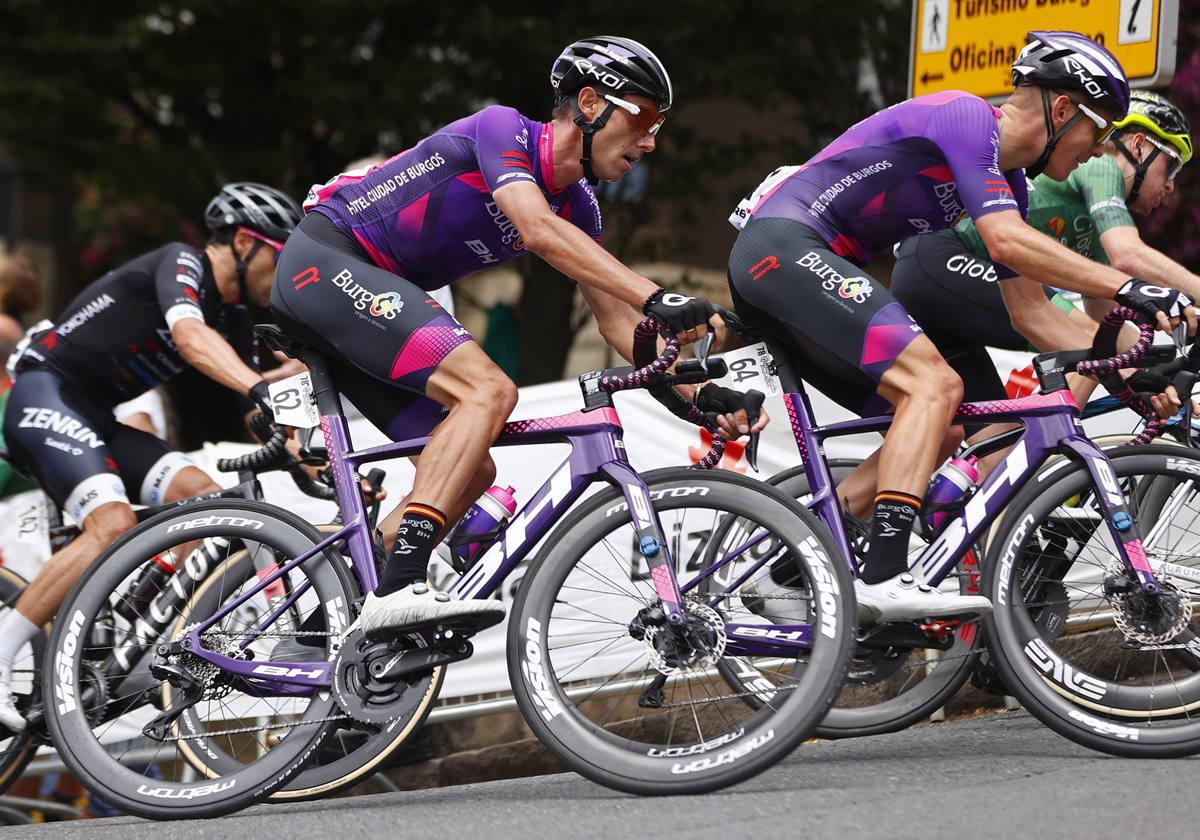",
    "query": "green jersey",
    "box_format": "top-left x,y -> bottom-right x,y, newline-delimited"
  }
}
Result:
955,154 -> 1134,265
